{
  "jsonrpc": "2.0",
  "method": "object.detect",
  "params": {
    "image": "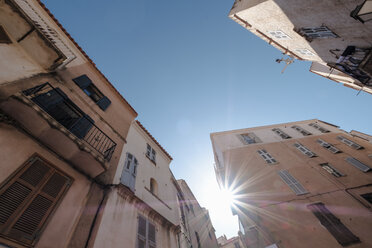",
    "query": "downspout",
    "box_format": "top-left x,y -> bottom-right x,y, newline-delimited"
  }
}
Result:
84,184 -> 117,248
